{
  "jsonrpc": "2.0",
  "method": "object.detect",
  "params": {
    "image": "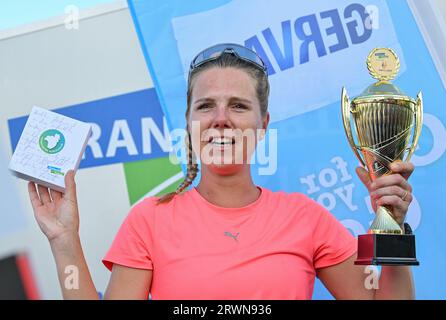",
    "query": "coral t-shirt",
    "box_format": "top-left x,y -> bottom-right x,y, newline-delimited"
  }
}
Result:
103,187 -> 356,299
